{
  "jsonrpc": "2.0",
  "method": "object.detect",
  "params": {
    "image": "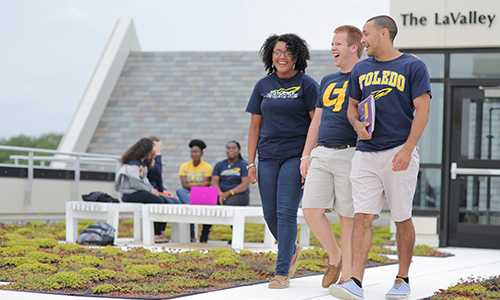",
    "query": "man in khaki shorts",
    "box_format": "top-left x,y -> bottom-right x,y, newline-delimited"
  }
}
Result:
300,25 -> 363,288
329,15 -> 431,300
